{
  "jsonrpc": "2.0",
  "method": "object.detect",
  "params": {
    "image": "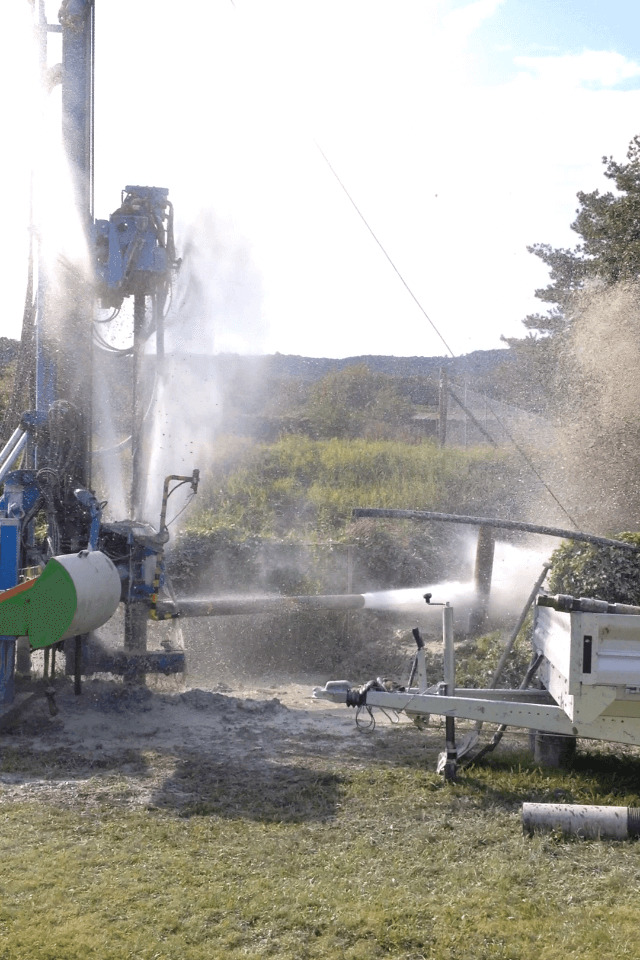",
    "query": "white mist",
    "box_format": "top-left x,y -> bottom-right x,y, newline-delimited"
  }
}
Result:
363,540 -> 552,626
